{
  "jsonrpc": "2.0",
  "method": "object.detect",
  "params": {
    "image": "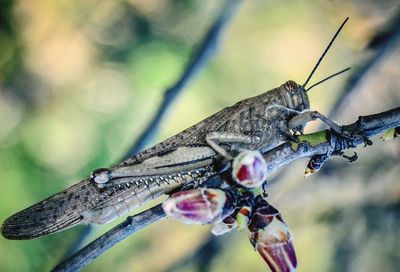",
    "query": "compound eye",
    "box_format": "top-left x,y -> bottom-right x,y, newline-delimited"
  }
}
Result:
284,80 -> 299,94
